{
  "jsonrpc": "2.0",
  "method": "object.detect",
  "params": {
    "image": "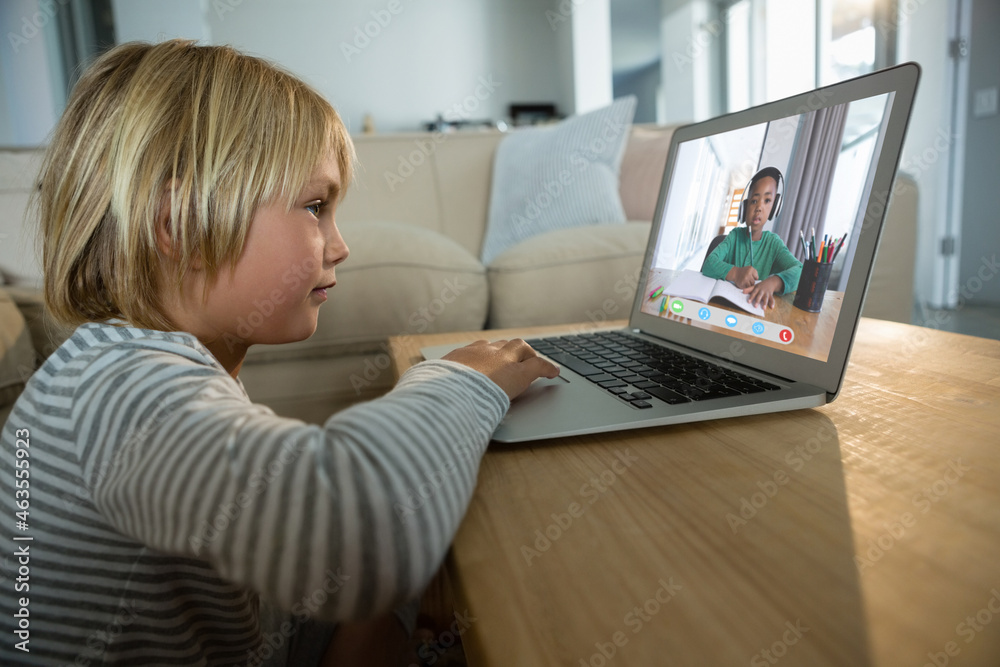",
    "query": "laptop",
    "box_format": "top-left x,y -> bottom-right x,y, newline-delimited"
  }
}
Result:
422,63 -> 920,443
